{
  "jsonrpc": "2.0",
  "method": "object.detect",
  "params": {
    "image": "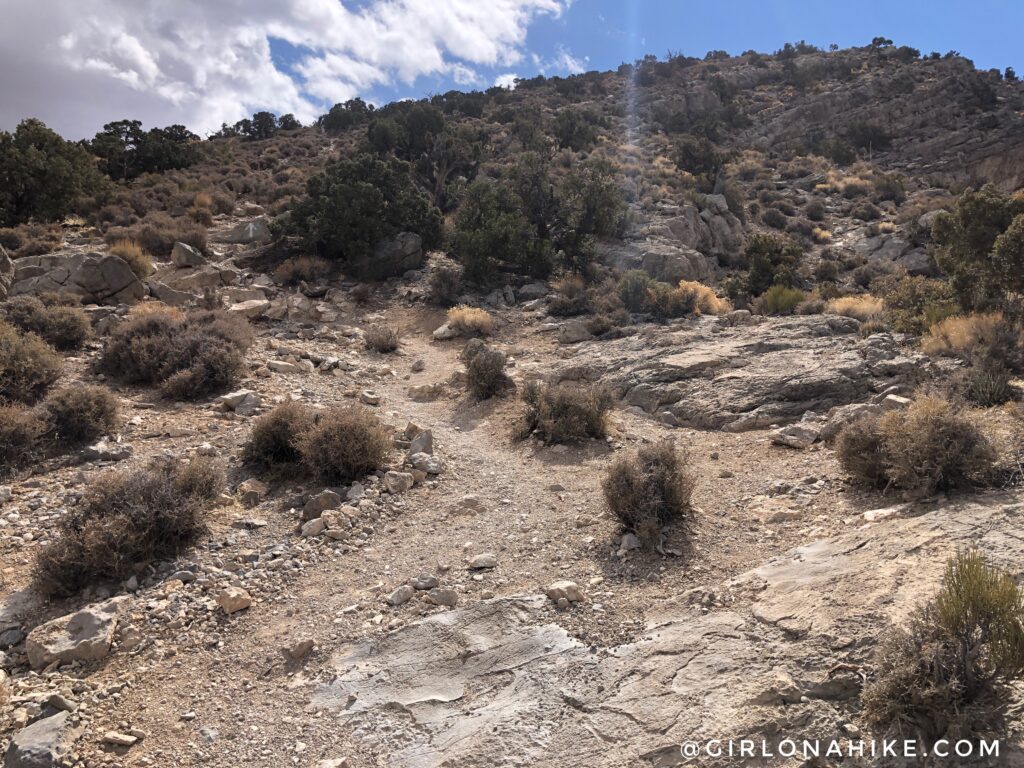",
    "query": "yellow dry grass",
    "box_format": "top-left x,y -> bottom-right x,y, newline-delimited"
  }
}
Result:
826,295 -> 884,321
447,305 -> 494,337
921,312 -> 1010,356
